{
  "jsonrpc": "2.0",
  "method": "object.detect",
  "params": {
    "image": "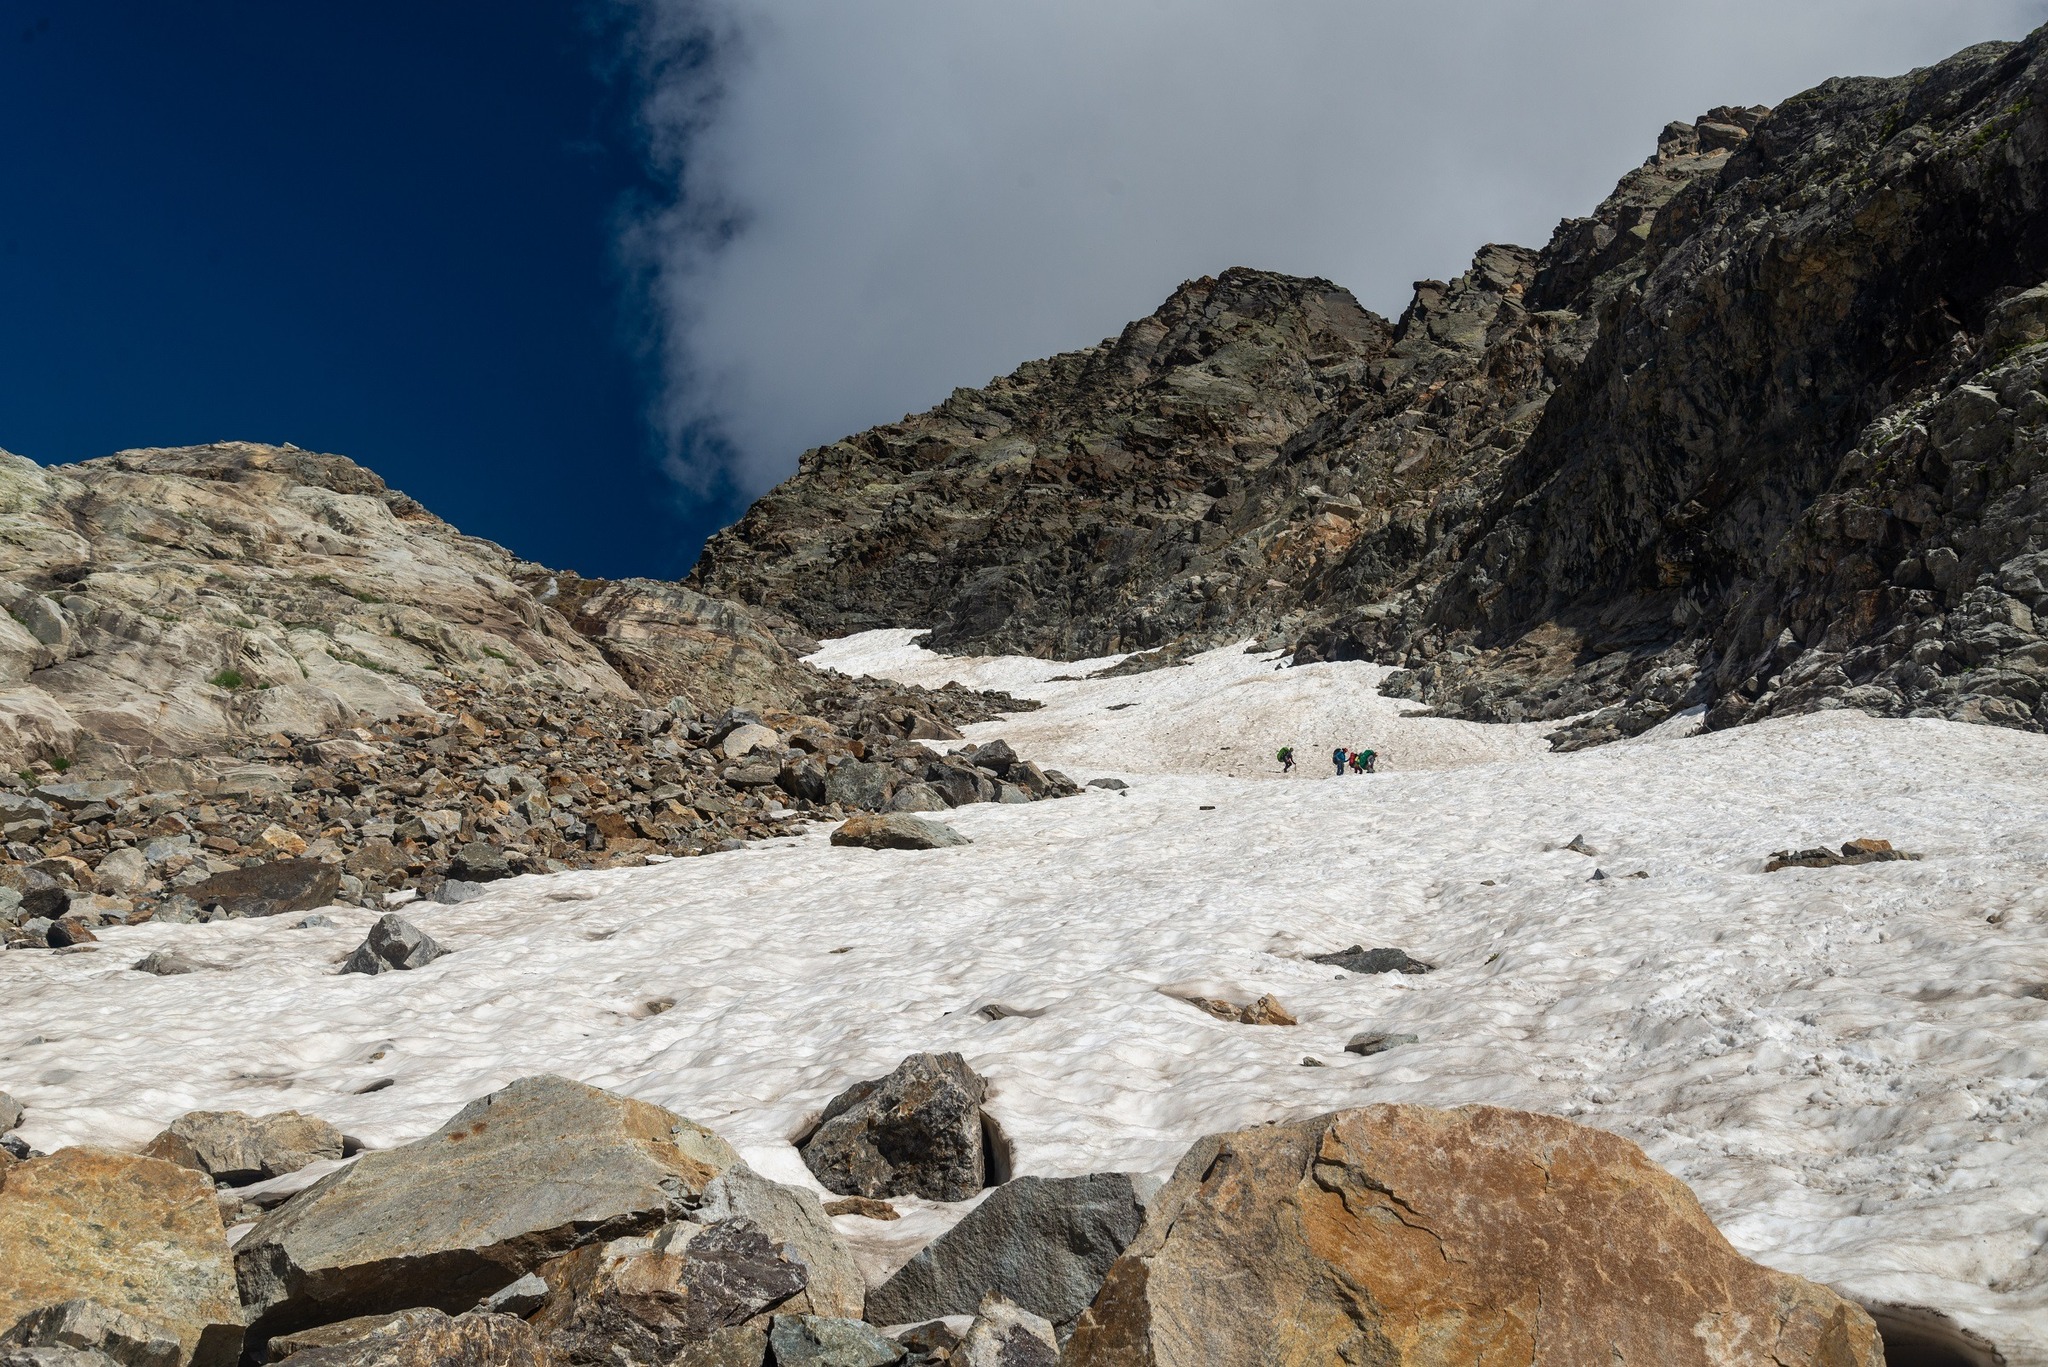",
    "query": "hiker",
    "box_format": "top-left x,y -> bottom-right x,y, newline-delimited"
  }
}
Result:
1359,747 -> 1378,773
1347,750 -> 1365,775
1332,746 -> 1347,776
1277,746 -> 1295,773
